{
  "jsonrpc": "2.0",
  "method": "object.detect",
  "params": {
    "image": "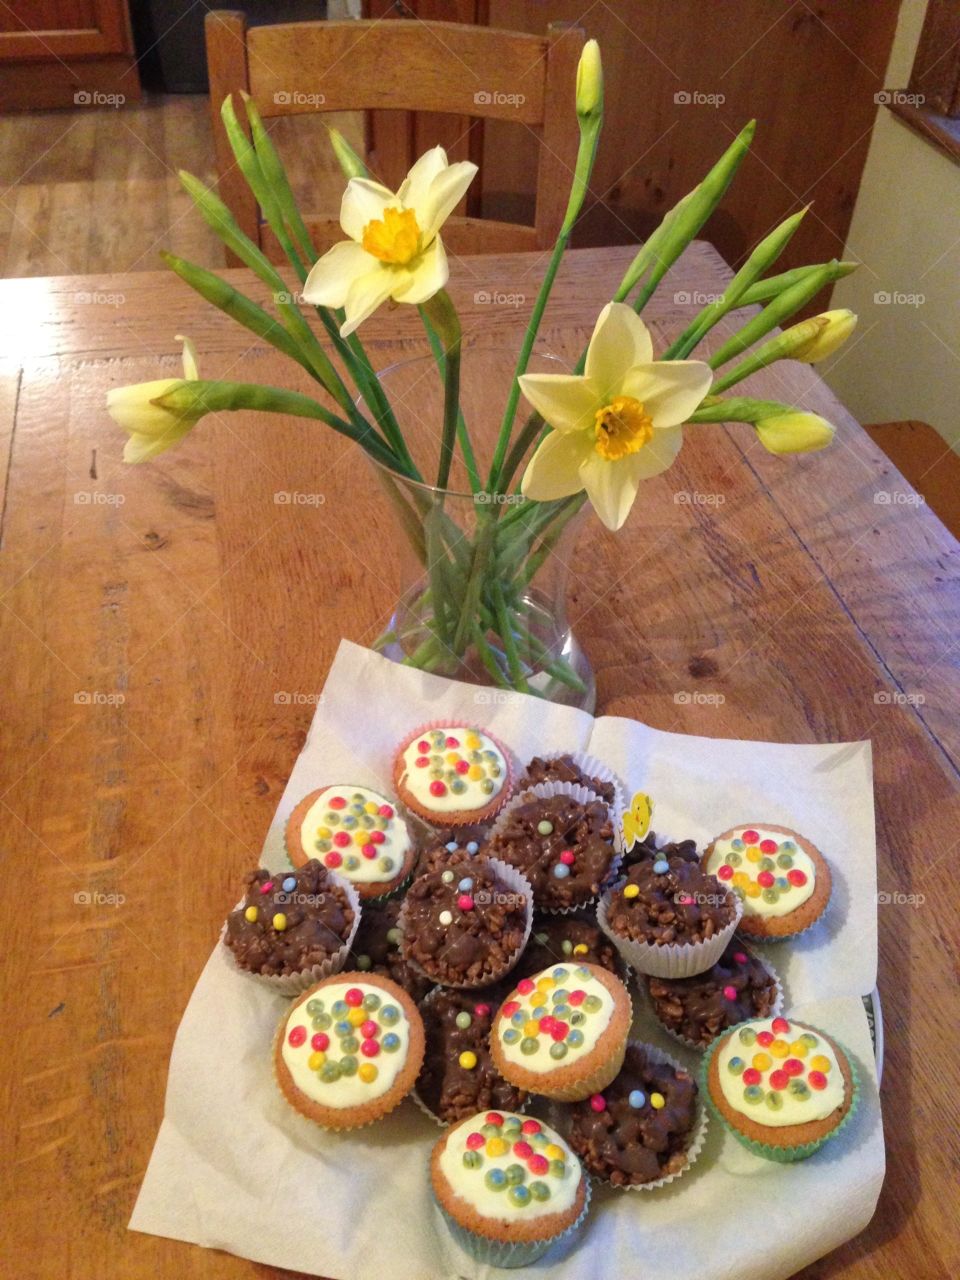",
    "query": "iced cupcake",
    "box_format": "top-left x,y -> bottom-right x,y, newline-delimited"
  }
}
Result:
490,963 -> 631,1102
431,1110 -> 589,1268
285,784 -> 415,899
393,724 -> 513,825
703,824 -> 832,939
274,972 -> 424,1131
